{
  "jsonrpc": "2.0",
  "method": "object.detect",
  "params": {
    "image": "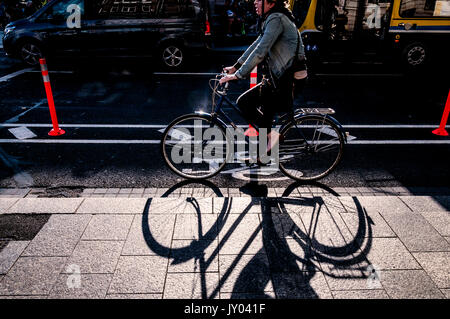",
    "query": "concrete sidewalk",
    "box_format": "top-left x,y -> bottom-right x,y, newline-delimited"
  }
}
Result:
0,187 -> 449,299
